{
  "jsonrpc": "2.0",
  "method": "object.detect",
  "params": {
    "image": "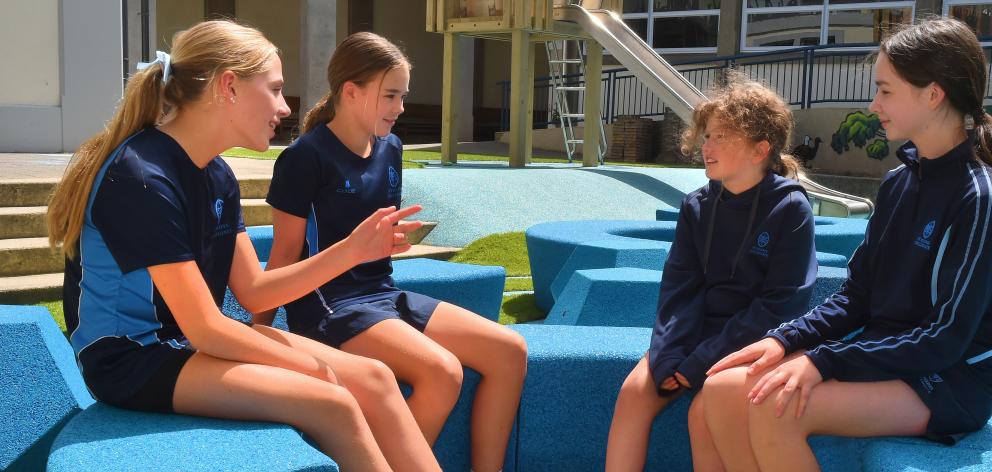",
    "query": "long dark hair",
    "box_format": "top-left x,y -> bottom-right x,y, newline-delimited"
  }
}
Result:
880,17 -> 992,166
